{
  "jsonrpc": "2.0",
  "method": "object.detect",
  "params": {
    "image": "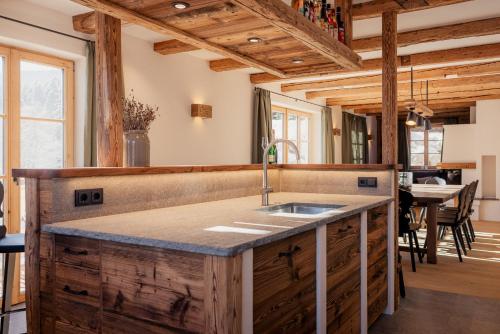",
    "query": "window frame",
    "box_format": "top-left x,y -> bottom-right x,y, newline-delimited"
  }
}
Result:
410,124 -> 443,169
271,105 -> 312,164
1,44 -> 74,304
